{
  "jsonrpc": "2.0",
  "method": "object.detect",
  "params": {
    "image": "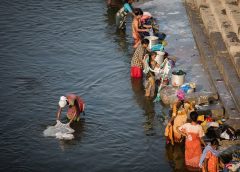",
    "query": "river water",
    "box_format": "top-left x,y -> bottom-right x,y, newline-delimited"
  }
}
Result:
0,0 -> 211,171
